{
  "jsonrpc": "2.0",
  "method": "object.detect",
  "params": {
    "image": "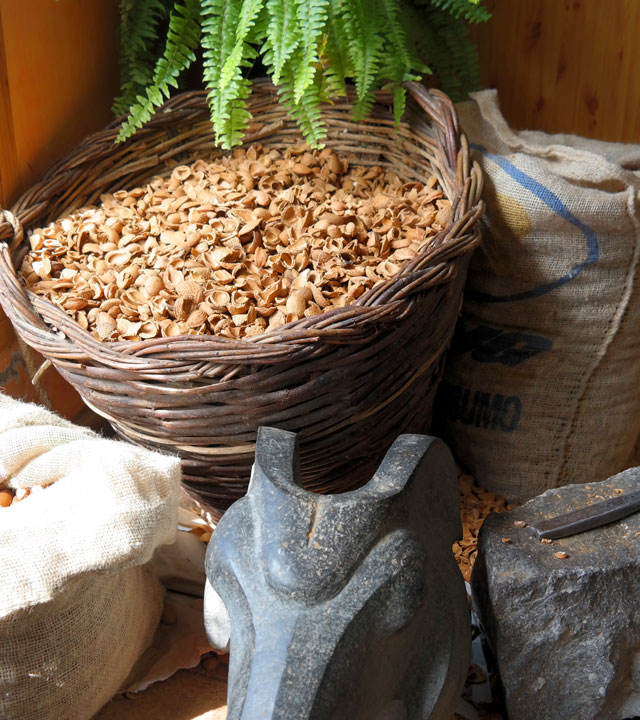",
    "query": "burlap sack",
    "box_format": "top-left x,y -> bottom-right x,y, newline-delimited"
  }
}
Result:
0,394 -> 182,720
436,90 -> 640,502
